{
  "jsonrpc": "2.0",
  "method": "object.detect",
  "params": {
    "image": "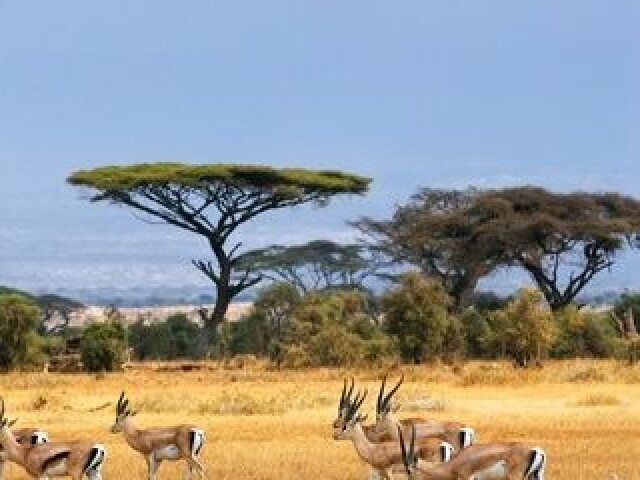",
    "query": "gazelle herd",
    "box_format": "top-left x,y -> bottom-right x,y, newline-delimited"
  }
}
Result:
0,374 -> 546,479
333,375 -> 546,480
0,393 -> 204,480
